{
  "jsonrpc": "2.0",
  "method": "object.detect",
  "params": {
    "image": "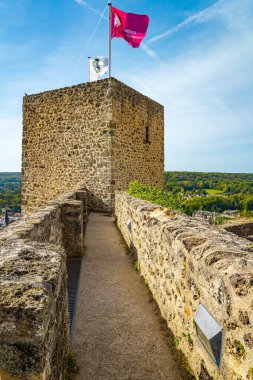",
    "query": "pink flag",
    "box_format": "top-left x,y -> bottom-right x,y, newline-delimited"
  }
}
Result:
110,6 -> 150,48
